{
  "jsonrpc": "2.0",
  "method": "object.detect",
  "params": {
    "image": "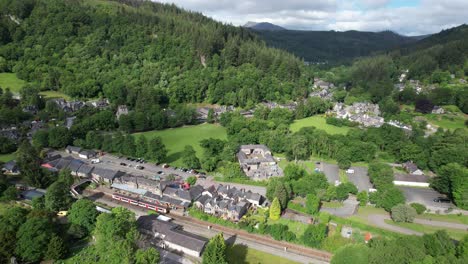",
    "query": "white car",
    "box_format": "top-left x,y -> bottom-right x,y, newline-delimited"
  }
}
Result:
346,169 -> 355,174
